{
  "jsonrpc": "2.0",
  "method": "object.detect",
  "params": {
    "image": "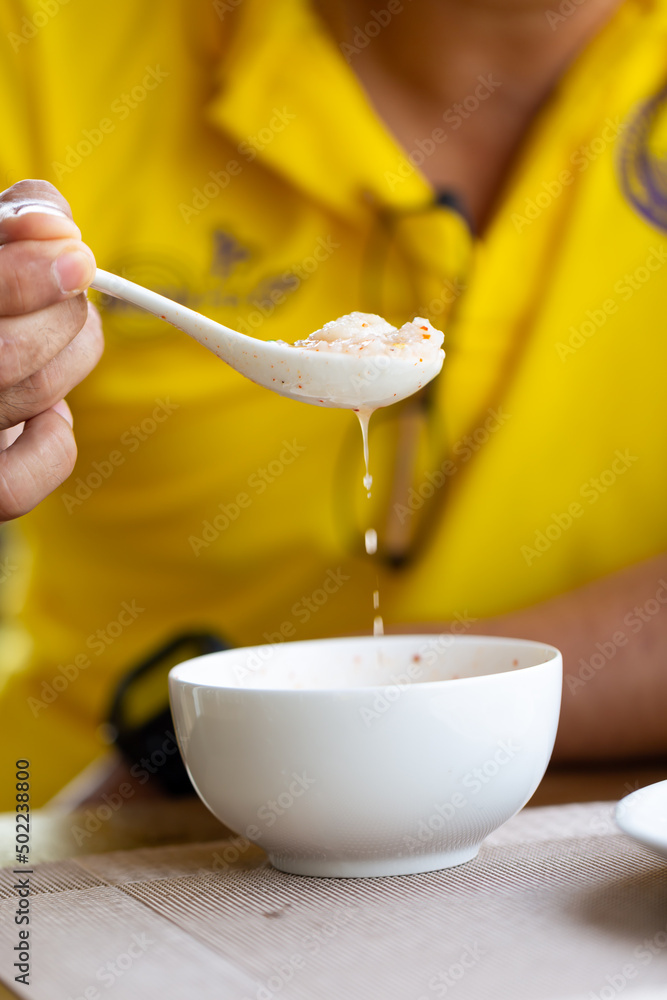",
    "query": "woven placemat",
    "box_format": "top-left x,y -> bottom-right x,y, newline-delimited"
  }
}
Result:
1,802 -> 666,1000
